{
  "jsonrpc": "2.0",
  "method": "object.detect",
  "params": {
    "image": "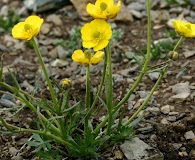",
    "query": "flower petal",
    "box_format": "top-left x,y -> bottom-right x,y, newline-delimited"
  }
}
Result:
90,51 -> 104,65
72,49 -> 89,64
